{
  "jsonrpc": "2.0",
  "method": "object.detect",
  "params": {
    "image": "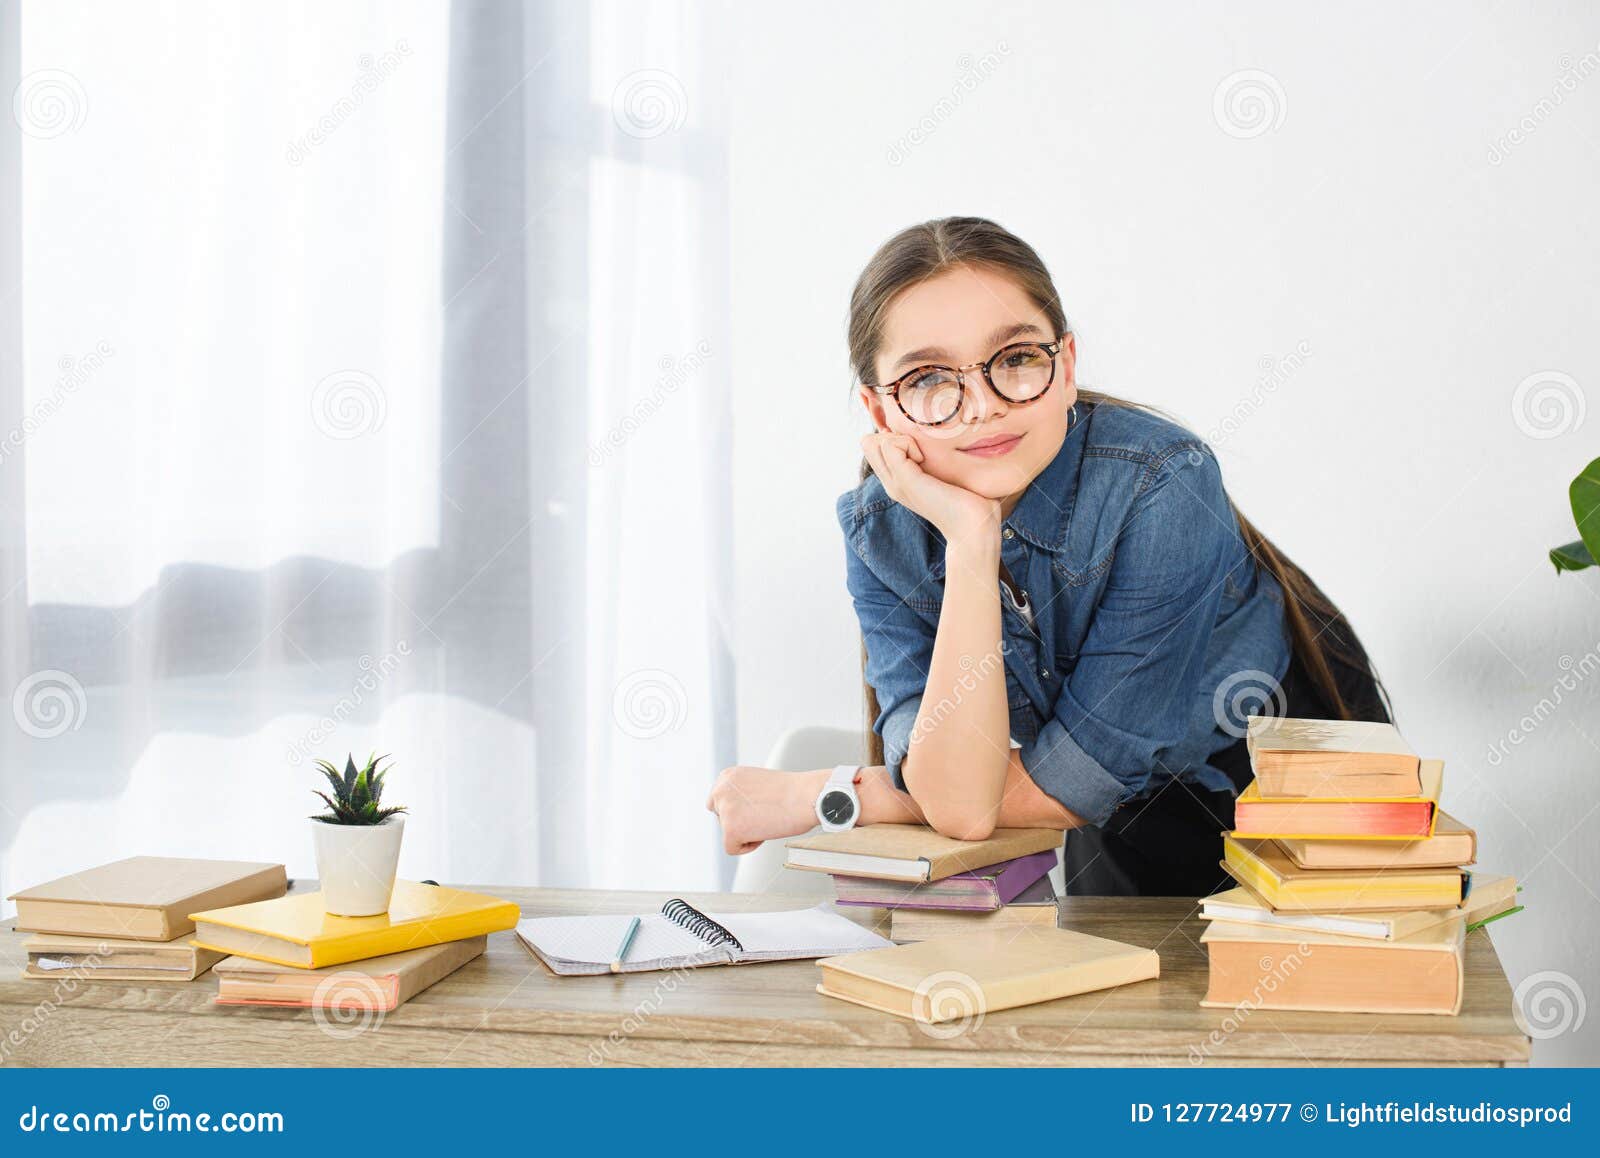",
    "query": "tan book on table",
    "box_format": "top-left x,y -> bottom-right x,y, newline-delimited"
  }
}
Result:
786,824 -> 1060,883
816,926 -> 1159,1023
888,875 -> 1058,942
22,932 -> 225,982
1200,917 -> 1465,1015
214,936 -> 487,1010
1246,716 -> 1421,795
7,857 -> 288,941
1276,810 -> 1476,870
